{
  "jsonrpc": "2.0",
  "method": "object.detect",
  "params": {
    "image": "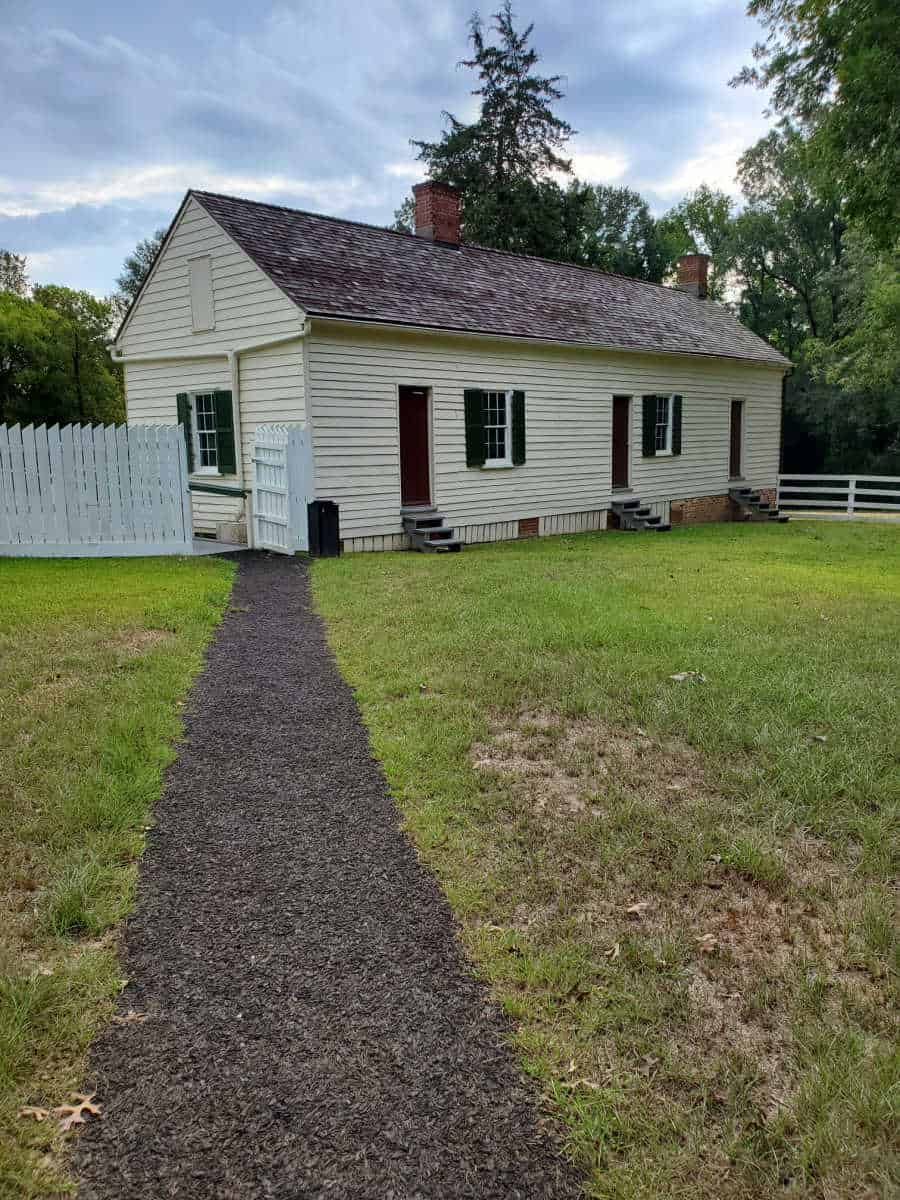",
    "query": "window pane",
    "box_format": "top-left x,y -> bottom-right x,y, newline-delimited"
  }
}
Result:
194,393 -> 218,468
483,390 -> 508,459
655,395 -> 670,451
